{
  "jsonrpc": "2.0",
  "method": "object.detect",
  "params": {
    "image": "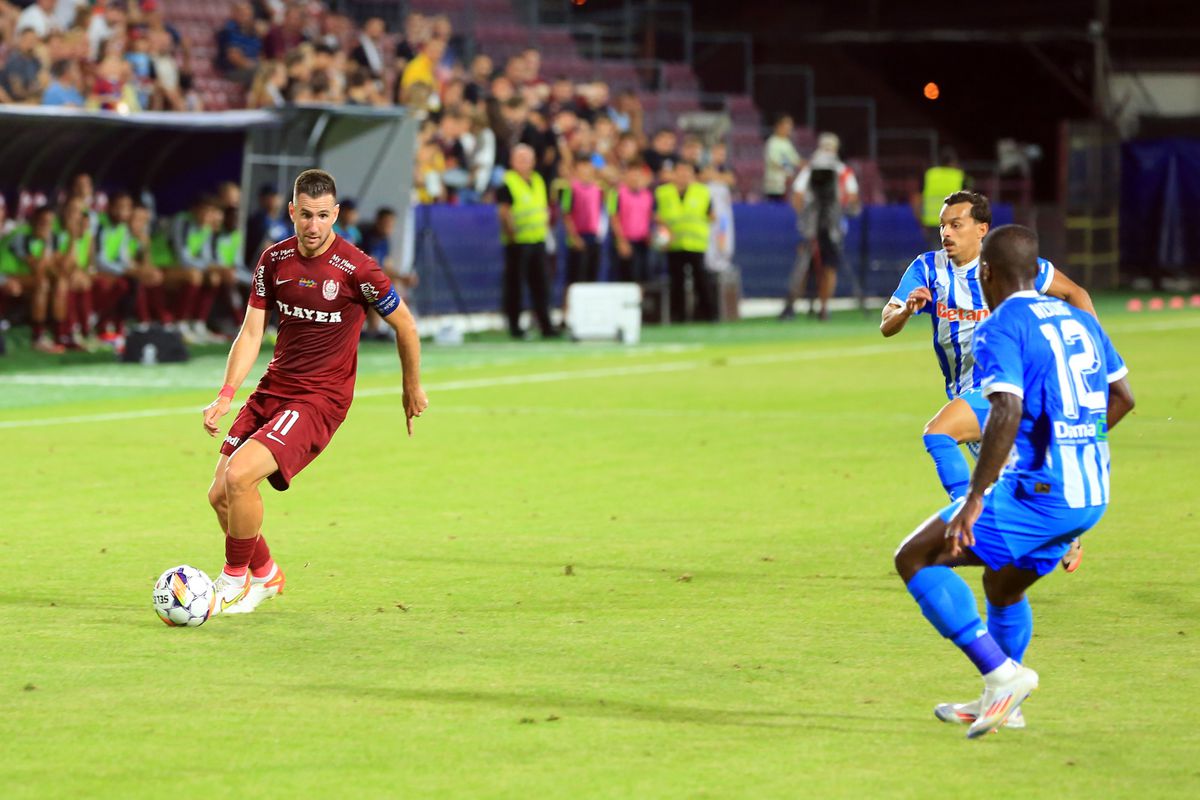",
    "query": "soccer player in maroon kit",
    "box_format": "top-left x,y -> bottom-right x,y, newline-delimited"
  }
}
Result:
201,169 -> 428,615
